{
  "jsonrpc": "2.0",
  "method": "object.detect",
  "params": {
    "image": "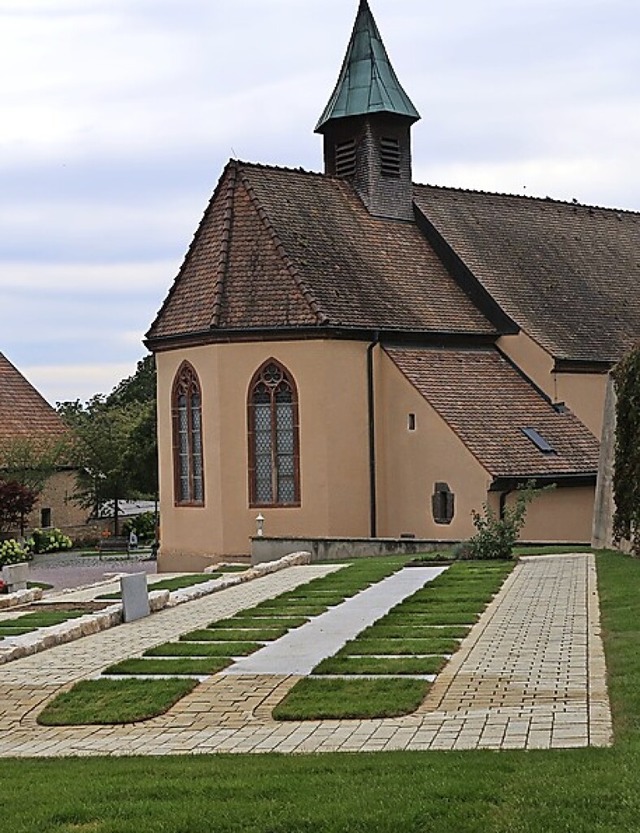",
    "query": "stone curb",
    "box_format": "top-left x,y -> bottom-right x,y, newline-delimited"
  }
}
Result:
0,587 -> 44,609
171,551 -> 312,605
0,551 -> 311,665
